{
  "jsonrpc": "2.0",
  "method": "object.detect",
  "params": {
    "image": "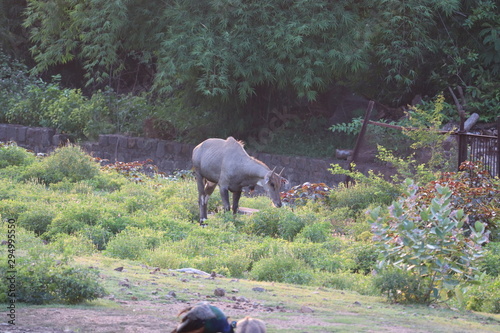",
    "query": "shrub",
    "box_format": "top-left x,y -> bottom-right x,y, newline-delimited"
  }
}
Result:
373,268 -> 428,304
46,203 -> 103,238
465,275 -> 500,314
294,221 -> 332,243
0,142 -> 35,168
105,227 -> 164,260
26,145 -> 100,184
318,271 -> 377,295
325,168 -> 400,213
47,233 -> 96,256
242,208 -> 305,241
347,242 -> 379,275
14,258 -> 105,304
481,242 -> 500,277
369,180 -> 489,304
18,209 -> 55,236
0,225 -> 105,304
145,244 -> 189,270
418,161 -> 500,241
78,225 -> 114,251
290,242 -> 343,273
249,254 -> 311,283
